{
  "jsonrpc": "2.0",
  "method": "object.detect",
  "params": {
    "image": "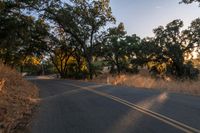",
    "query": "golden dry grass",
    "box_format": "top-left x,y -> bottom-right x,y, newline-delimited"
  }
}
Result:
93,70 -> 200,96
0,64 -> 39,133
